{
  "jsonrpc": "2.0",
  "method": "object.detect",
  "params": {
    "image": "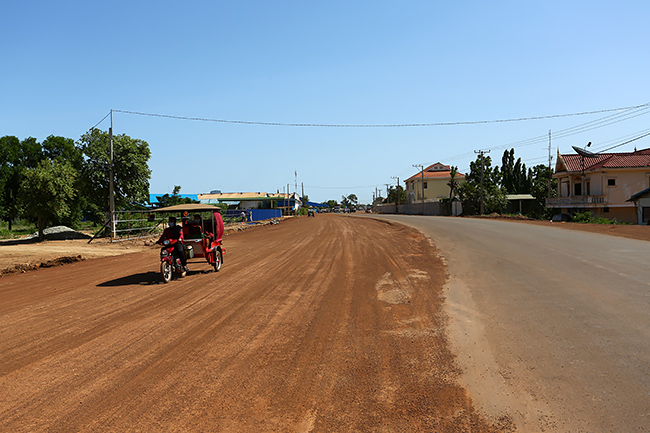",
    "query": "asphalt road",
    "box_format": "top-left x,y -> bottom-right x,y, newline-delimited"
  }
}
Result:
376,215 -> 650,432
